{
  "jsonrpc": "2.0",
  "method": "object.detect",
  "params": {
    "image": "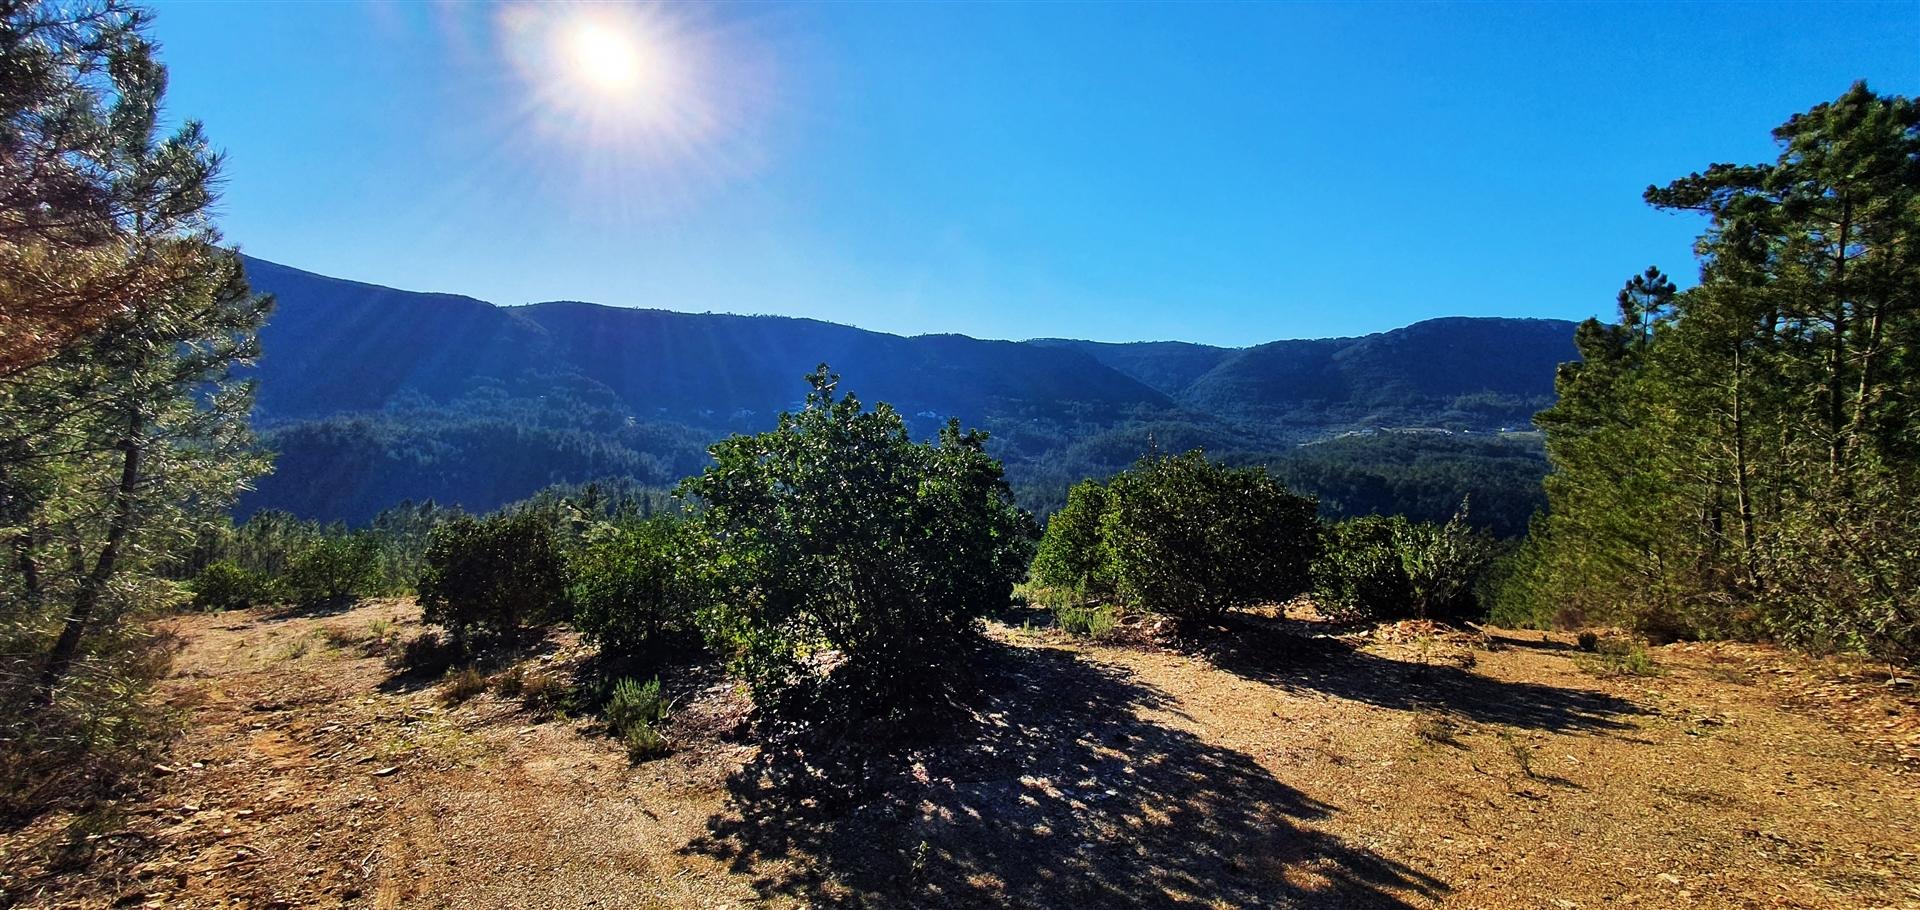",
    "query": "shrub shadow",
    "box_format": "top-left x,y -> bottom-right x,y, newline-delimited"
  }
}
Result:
1186,613 -> 1641,735
687,640 -> 1444,908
